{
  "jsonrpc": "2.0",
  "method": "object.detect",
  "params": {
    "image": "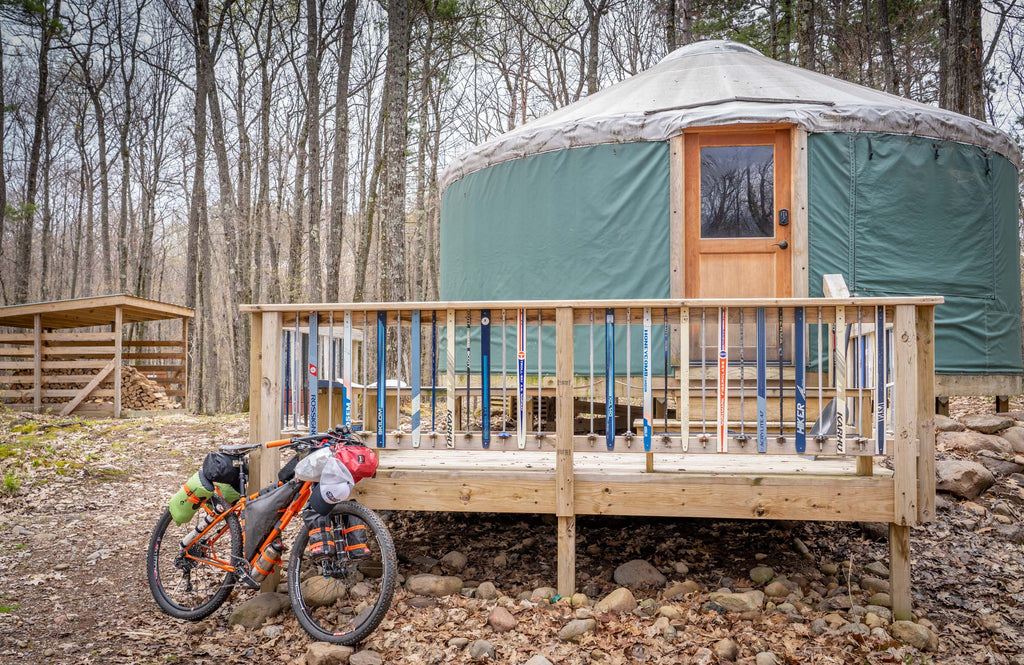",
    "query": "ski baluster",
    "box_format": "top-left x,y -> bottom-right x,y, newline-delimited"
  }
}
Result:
717,307 -> 728,453
445,310 -> 456,449
605,309 -> 616,450
376,311 -> 386,448
756,307 -> 767,453
875,306 -> 886,454
794,307 -> 806,454
481,310 -> 491,449
411,310 -> 422,448
343,312 -> 353,427
516,309 -> 527,450
642,307 -> 652,452
835,305 -> 847,454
